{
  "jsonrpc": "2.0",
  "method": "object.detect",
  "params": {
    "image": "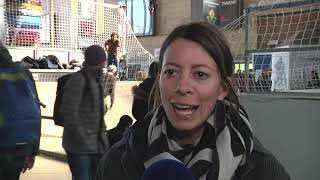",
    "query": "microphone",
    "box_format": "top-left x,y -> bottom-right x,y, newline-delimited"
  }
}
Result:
142,159 -> 195,180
